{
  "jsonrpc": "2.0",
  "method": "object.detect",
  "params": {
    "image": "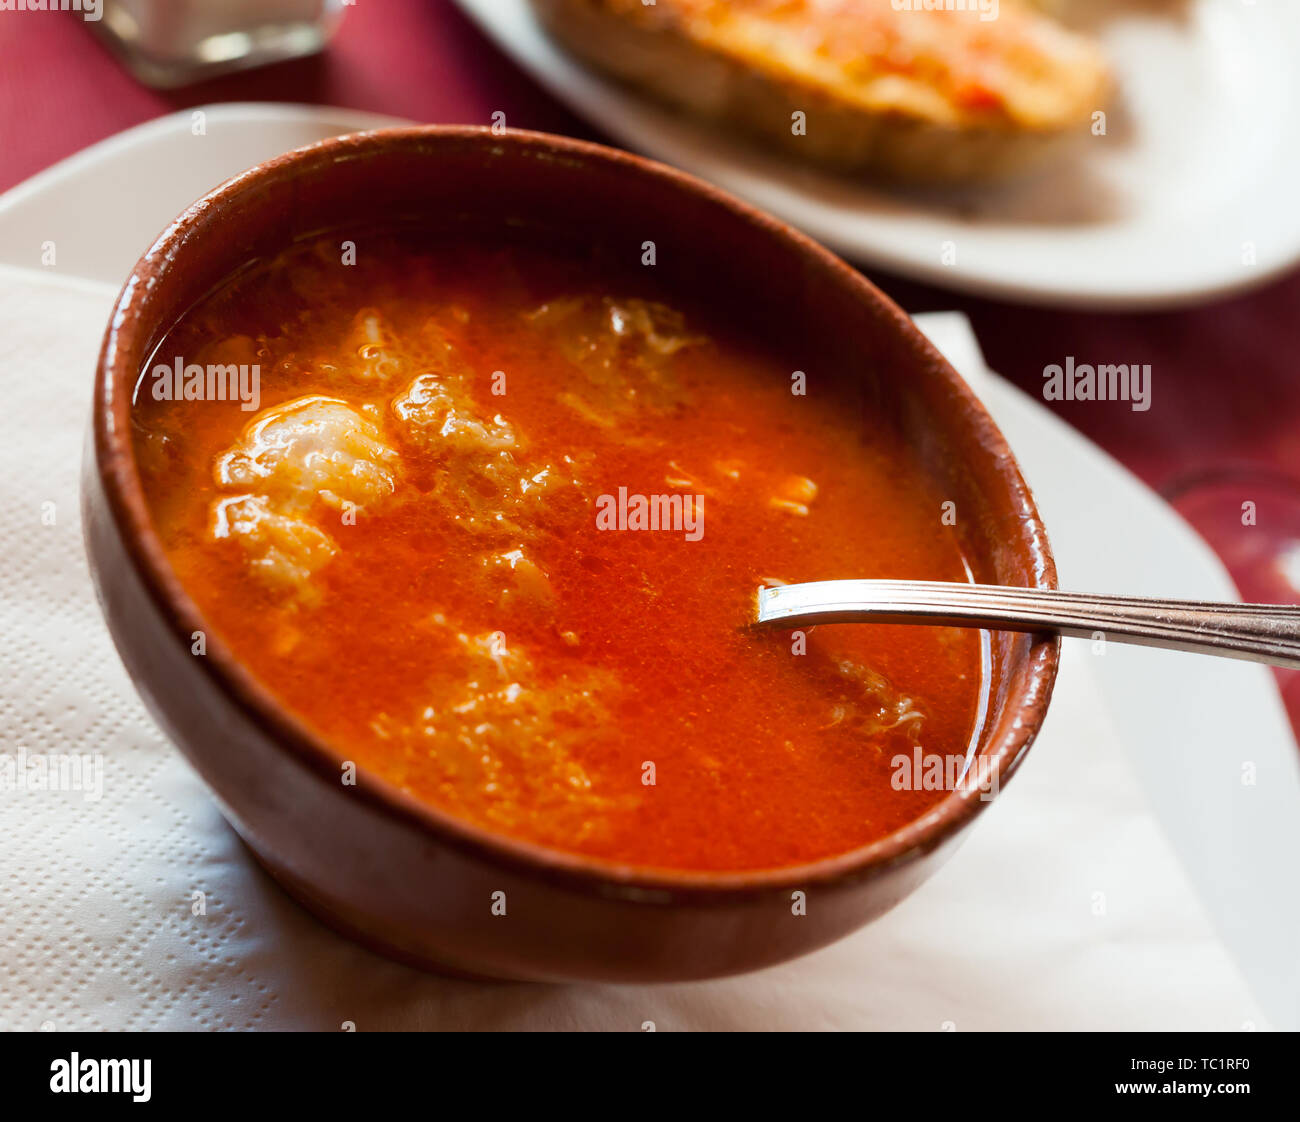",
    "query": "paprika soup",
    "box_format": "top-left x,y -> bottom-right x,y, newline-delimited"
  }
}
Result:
131,224 -> 990,873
